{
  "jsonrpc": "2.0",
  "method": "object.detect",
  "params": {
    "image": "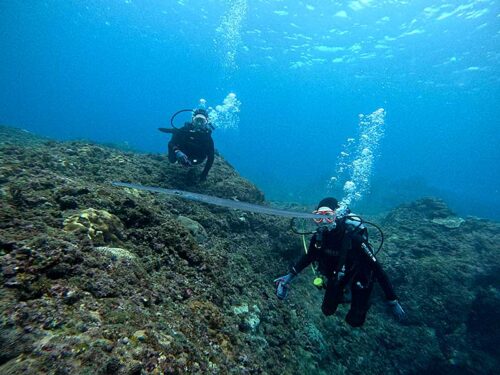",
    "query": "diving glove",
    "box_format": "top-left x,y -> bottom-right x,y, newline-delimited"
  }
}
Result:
387,299 -> 406,321
175,150 -> 191,166
273,273 -> 295,300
